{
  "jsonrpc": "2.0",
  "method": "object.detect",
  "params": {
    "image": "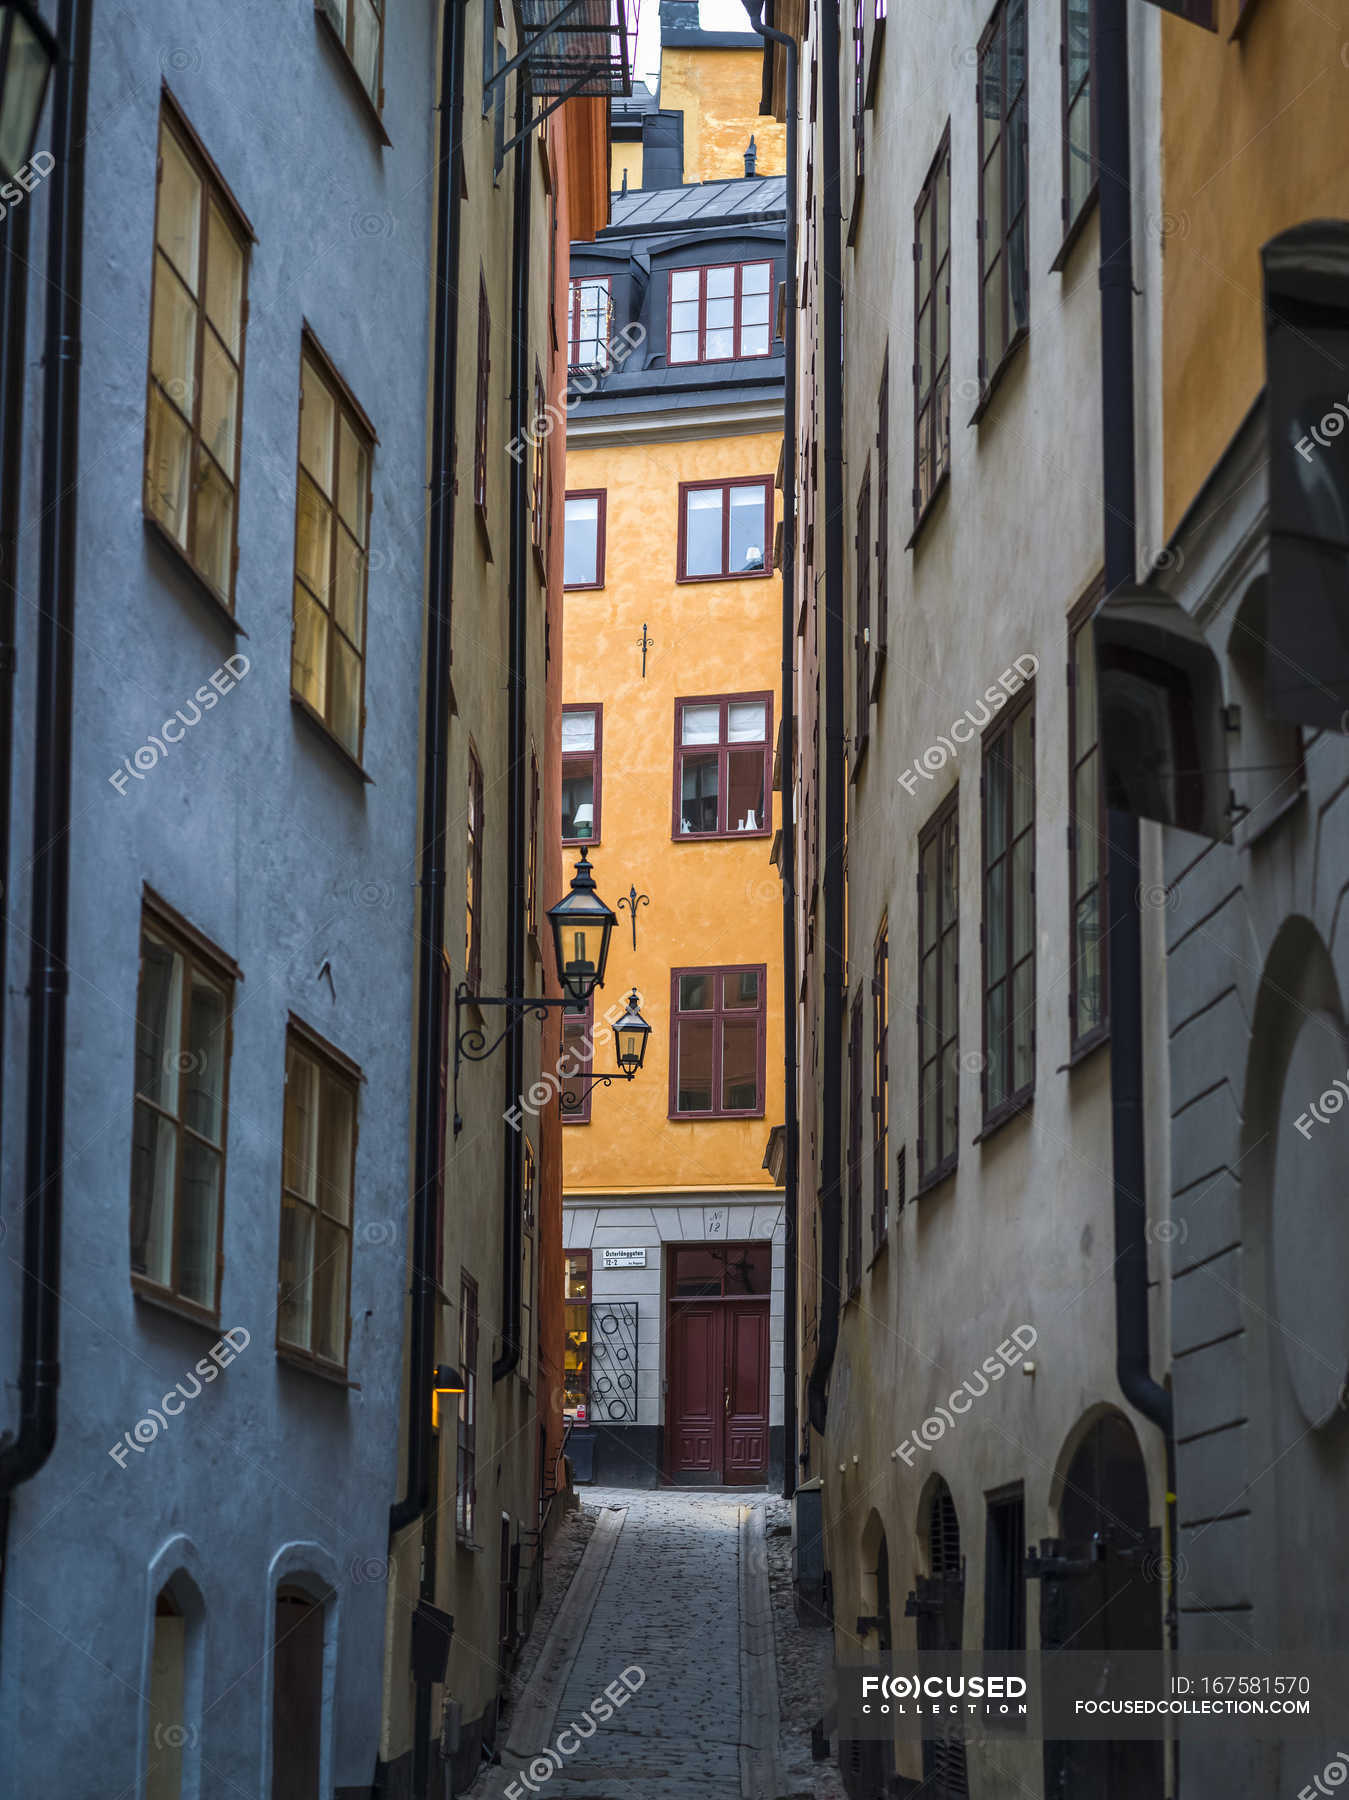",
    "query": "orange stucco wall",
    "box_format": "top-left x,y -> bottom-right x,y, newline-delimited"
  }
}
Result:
1161,2 -> 1349,535
658,46 -> 787,183
561,430 -> 785,1196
